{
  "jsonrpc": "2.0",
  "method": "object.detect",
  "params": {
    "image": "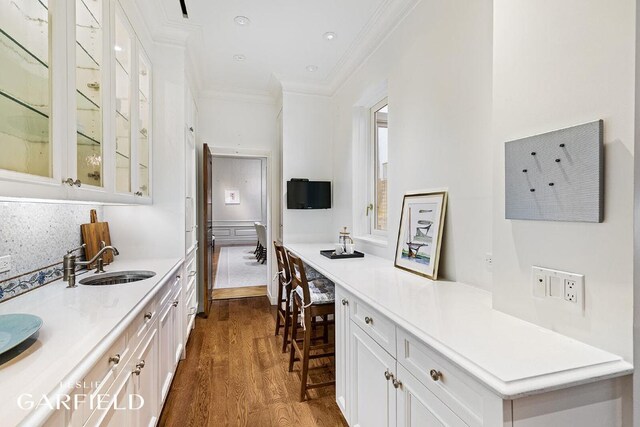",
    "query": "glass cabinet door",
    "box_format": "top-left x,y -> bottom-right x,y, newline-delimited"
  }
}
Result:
76,0 -> 103,187
114,8 -> 132,194
137,51 -> 150,197
0,0 -> 51,178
